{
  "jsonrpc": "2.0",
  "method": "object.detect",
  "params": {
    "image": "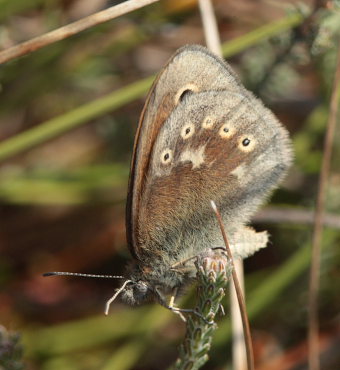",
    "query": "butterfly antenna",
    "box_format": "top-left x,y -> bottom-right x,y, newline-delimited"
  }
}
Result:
43,272 -> 124,279
105,280 -> 132,315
